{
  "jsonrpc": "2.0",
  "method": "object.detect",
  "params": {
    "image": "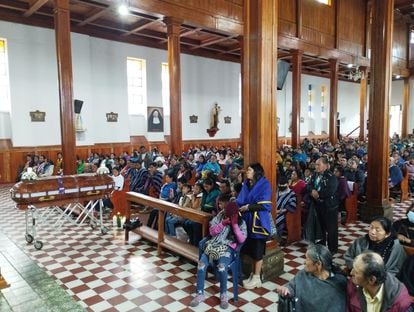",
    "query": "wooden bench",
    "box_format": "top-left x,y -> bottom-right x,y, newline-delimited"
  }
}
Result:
404,245 -> 414,256
400,168 -> 409,202
124,192 -> 211,262
110,179 -> 129,217
345,182 -> 358,224
286,194 -> 302,244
